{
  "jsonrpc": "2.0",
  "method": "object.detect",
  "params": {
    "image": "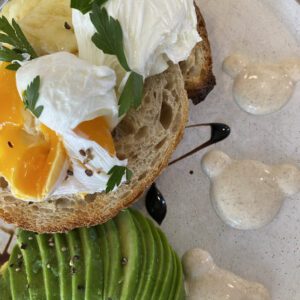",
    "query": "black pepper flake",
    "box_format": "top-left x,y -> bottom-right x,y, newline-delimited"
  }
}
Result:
7,141 -> 13,148
121,257 -> 128,265
9,263 -> 14,268
64,21 -> 72,30
28,202 -> 33,205
189,170 -> 194,175
77,285 -> 85,291
67,169 -> 74,176
85,169 -> 93,177
86,148 -> 94,160
73,255 -> 80,261
79,149 -> 86,156
20,243 -> 27,250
